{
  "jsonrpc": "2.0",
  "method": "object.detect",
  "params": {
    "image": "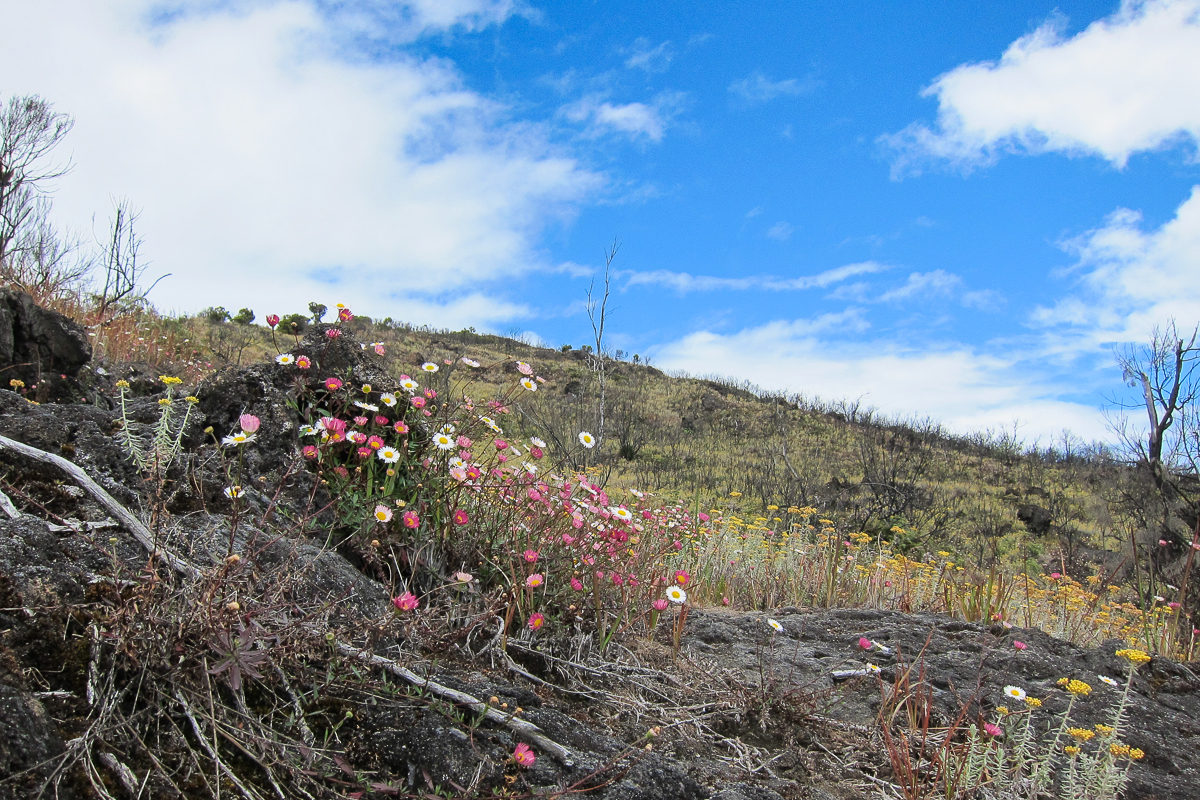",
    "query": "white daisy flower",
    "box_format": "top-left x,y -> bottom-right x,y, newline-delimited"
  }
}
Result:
399,377 -> 419,392
867,663 -> 882,674
462,357 -> 480,367
1003,686 -> 1027,701
377,447 -> 401,463
440,424 -> 456,435
520,377 -> 537,391
275,353 -> 295,365
433,433 -> 456,450
666,586 -> 687,604
222,431 -> 256,447
224,486 -> 245,498
299,424 -> 318,436
1098,675 -> 1119,688
578,431 -> 596,448
530,437 -> 546,448
421,362 -> 439,373
611,507 -> 632,522
380,393 -> 397,407
523,462 -> 538,474
767,618 -> 784,633
354,401 -> 380,412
